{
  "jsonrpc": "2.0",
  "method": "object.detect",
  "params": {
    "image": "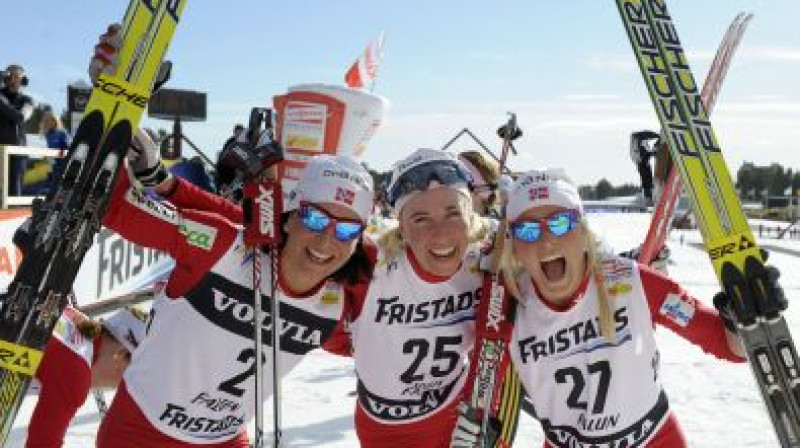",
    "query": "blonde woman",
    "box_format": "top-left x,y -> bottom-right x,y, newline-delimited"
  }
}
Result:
503,168 -> 748,448
341,148 -> 521,447
458,150 -> 501,216
27,306 -> 147,448
39,110 -> 69,152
